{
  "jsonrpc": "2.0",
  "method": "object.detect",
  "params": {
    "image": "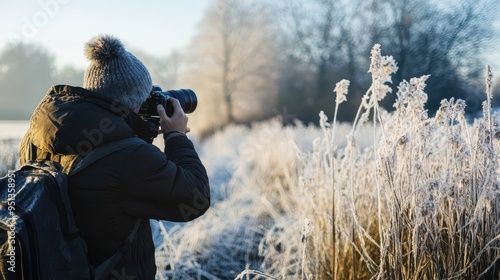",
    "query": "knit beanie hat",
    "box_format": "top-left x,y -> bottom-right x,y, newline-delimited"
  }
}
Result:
83,34 -> 152,110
